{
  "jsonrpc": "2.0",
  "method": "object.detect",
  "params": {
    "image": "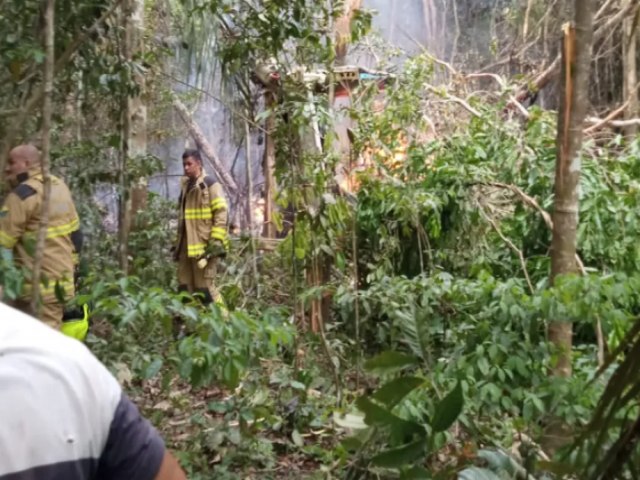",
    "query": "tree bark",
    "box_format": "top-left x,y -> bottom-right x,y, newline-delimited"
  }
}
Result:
31,0 -> 55,312
172,96 -> 238,195
127,0 -> 148,230
513,0 -> 633,106
622,0 -> 639,138
549,3 -> 595,378
334,0 -> 362,65
262,92 -> 277,238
